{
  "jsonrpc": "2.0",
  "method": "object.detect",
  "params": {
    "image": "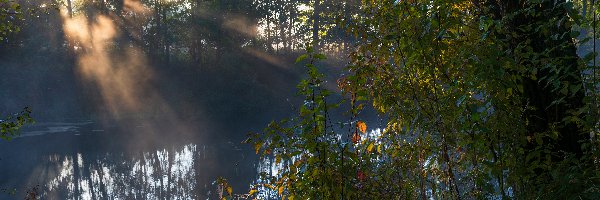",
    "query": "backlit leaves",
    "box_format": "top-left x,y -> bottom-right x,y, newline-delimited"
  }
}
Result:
255,142 -> 262,154
356,121 -> 367,133
248,46 -> 359,199
226,186 -> 232,196
1,107 -> 34,141
242,0 -> 600,199
352,131 -> 361,144
249,189 -> 258,196
366,143 -> 374,153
